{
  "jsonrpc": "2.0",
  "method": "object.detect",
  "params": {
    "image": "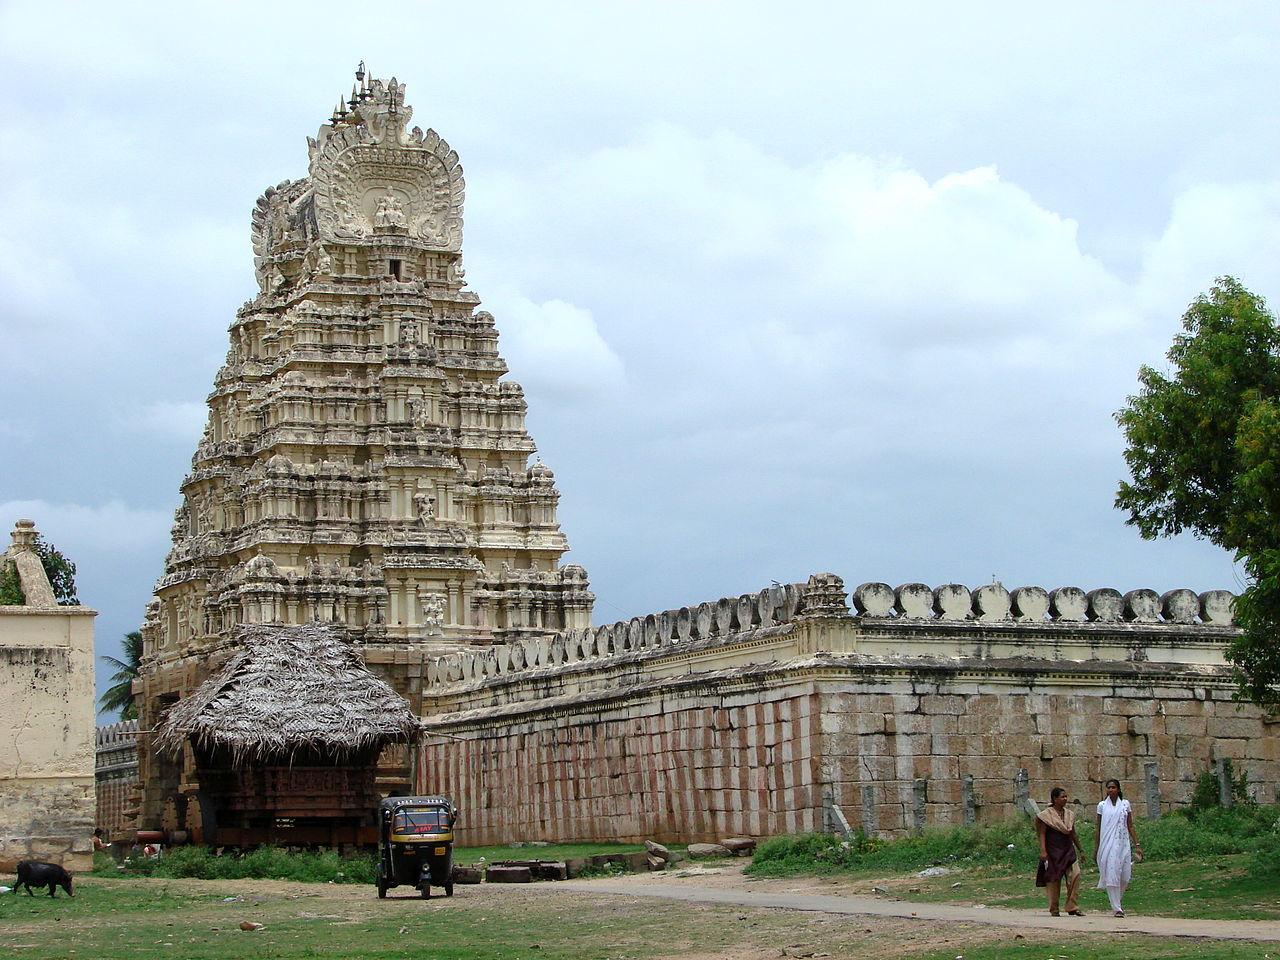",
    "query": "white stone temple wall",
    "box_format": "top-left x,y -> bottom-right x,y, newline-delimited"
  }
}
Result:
0,520 -> 97,870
